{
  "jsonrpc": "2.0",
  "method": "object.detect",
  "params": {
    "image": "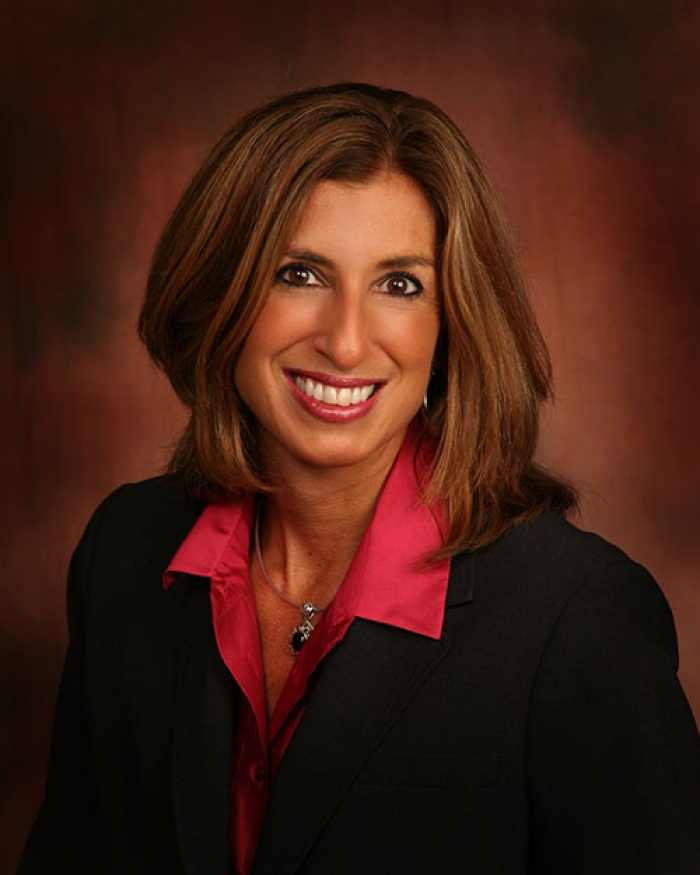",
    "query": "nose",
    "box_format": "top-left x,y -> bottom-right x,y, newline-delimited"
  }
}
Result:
315,287 -> 371,370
